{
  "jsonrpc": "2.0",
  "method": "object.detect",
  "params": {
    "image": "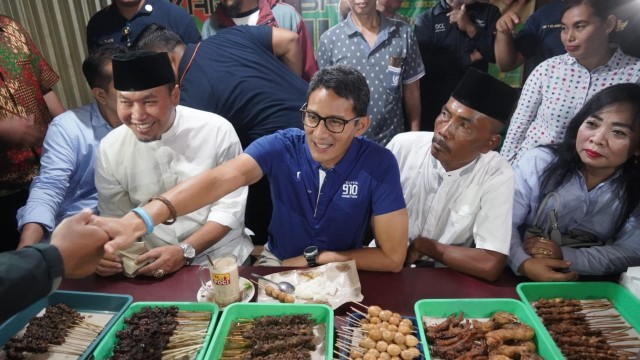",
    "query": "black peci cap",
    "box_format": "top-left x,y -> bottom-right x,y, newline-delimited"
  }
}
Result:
451,68 -> 519,125
112,50 -> 175,91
